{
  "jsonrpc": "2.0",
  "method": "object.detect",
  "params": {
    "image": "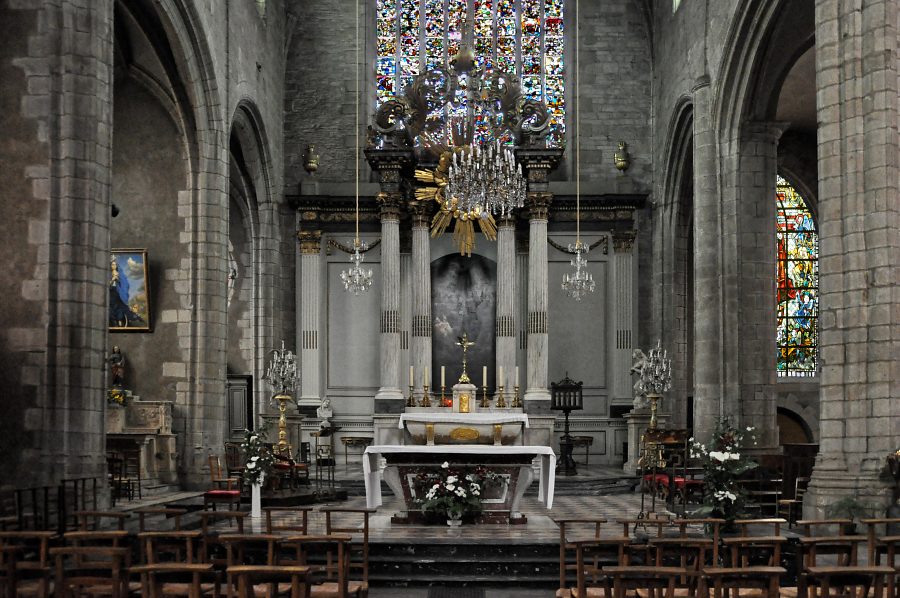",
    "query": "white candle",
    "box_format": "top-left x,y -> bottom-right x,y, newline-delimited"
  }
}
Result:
498,366 -> 504,388
482,365 -> 487,387
441,366 -> 446,387
515,366 -> 519,387
409,365 -> 414,387
424,366 -> 429,387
